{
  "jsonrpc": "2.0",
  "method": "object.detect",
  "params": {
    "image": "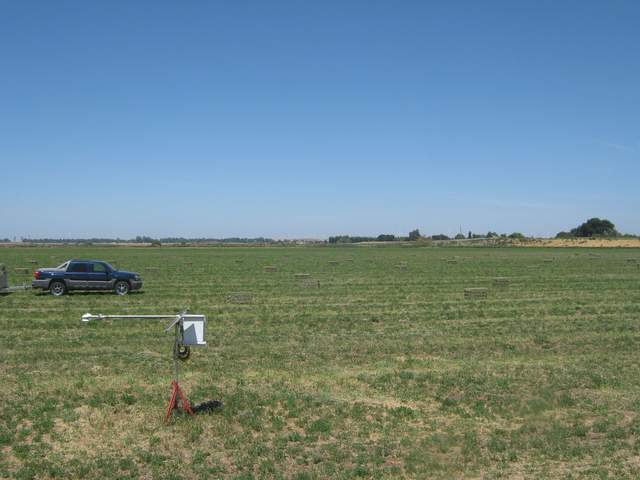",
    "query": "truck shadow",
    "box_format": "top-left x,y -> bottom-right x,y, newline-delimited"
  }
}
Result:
34,290 -> 145,297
